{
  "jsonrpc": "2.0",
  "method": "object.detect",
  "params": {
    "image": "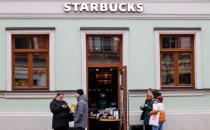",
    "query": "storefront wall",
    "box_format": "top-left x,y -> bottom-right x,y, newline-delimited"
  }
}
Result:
0,19 -> 210,130
0,19 -> 210,90
0,1 -> 210,130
